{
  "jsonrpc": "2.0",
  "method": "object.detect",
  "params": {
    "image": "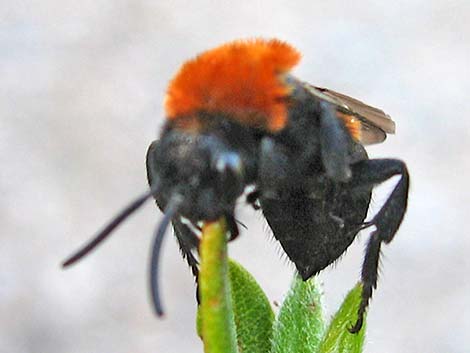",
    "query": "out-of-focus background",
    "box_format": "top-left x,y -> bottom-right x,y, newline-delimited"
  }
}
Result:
2,1 -> 469,352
